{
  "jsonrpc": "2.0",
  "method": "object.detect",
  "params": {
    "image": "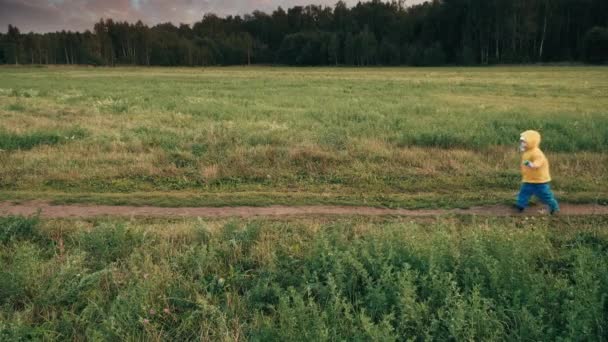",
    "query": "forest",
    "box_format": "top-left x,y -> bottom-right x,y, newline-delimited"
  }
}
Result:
1,0 -> 607,66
